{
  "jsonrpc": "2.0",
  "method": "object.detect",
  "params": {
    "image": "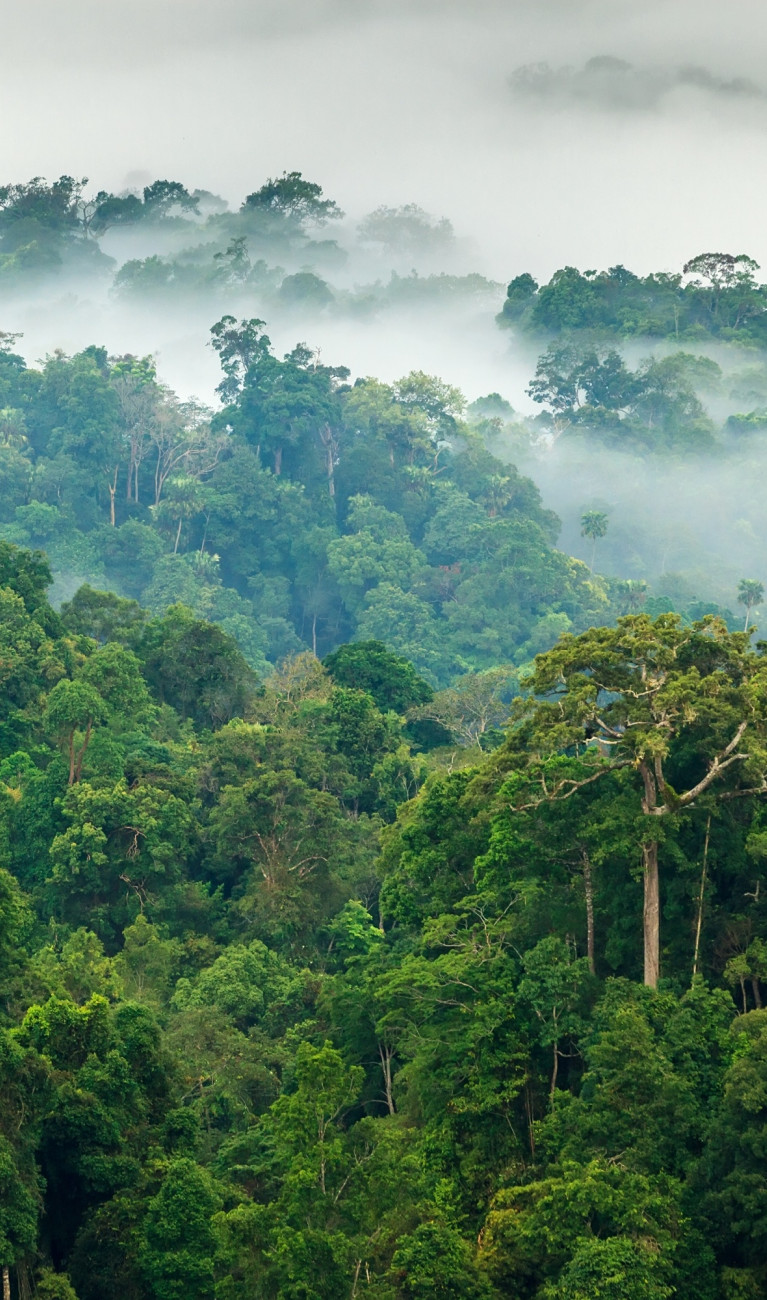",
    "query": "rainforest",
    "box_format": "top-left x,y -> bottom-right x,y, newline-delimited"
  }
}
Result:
1,149 -> 767,1300
16,0 -> 767,1276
